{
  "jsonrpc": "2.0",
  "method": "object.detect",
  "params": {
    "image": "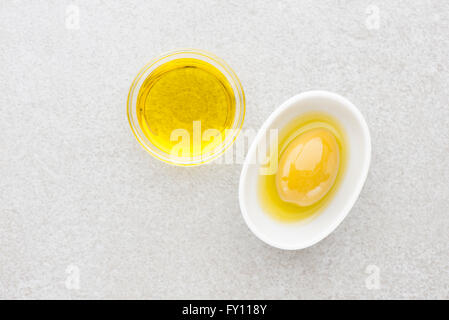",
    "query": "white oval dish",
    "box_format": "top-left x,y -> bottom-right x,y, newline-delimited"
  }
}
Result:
239,91 -> 371,250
